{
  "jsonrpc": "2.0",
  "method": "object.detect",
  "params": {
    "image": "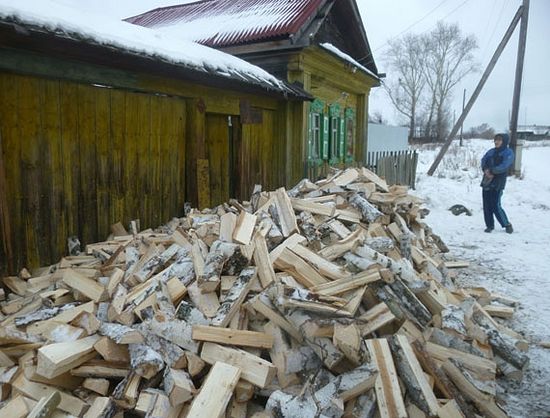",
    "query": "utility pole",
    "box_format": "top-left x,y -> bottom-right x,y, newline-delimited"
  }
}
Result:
427,6 -> 523,176
460,89 -> 466,146
509,0 -> 529,175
